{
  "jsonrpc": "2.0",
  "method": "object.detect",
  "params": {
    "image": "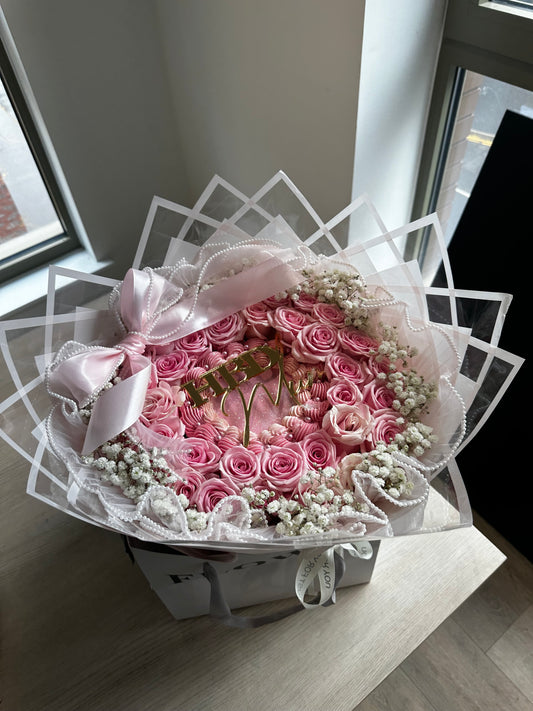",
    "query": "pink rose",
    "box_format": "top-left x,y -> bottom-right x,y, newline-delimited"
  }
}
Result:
219,445 -> 261,487
327,378 -> 363,407
338,327 -> 379,357
366,355 -> 390,377
267,307 -> 309,343
242,302 -> 273,338
190,477 -> 239,512
291,292 -> 318,312
322,403 -> 374,447
363,408 -> 403,450
174,329 -> 210,357
140,382 -> 178,425
206,312 -> 247,347
172,469 -> 204,501
312,302 -> 346,328
337,452 -> 365,490
261,443 -> 307,493
325,352 -> 373,387
300,431 -> 337,470
148,416 -> 185,439
154,351 -> 190,384
170,437 -> 222,475
291,322 -> 339,364
263,293 -> 292,308
363,381 -> 395,411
